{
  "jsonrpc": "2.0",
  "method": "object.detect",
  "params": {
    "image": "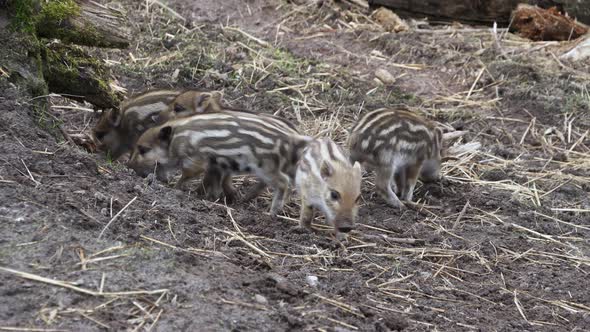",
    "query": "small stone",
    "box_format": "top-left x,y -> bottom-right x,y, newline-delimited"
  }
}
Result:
375,68 -> 396,85
334,327 -> 353,332
371,7 -> 409,32
254,294 -> 268,304
306,275 -> 319,287
94,192 -> 108,202
145,173 -> 156,185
